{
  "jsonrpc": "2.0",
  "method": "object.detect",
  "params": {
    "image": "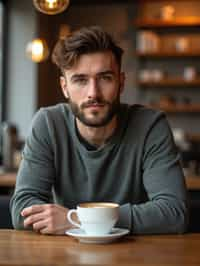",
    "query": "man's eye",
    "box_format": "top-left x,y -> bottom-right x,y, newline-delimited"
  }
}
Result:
100,75 -> 113,81
74,78 -> 87,85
